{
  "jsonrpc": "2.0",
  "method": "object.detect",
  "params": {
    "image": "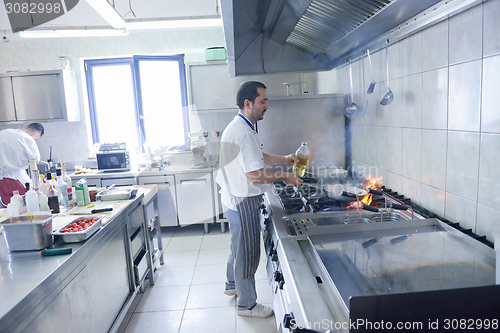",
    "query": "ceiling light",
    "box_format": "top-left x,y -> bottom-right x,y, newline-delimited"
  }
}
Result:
18,29 -> 129,38
85,0 -> 126,29
126,18 -> 223,30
